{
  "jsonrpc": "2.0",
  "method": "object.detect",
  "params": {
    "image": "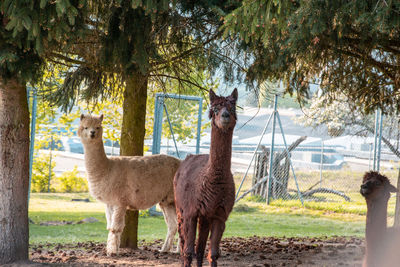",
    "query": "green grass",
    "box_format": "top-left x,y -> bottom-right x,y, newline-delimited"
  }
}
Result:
30,212 -> 106,243
234,168 -> 398,217
225,212 -> 364,238
28,192 -> 368,245
29,211 -> 169,244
